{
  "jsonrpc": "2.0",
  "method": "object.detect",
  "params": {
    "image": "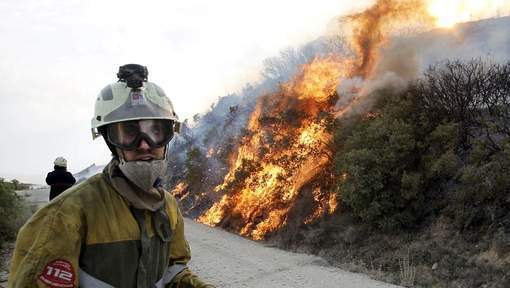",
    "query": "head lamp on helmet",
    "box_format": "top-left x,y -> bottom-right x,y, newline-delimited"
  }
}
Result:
117,64 -> 148,89
106,119 -> 174,150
